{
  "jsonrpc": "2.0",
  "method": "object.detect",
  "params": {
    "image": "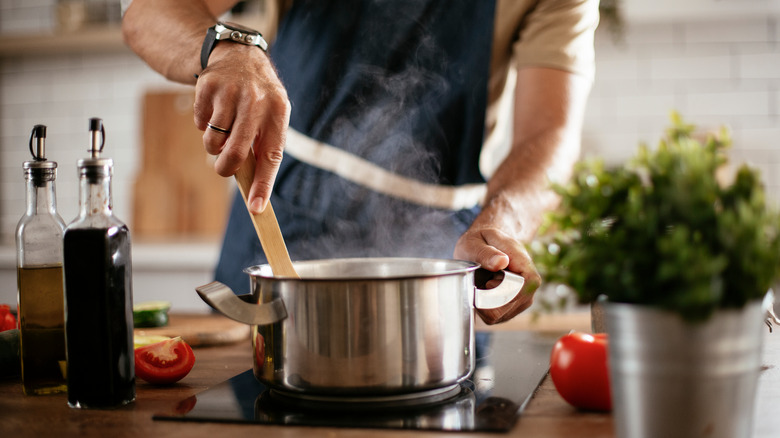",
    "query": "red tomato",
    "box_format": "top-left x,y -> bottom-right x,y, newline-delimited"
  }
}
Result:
549,331 -> 612,411
0,304 -> 17,332
134,336 -> 195,385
